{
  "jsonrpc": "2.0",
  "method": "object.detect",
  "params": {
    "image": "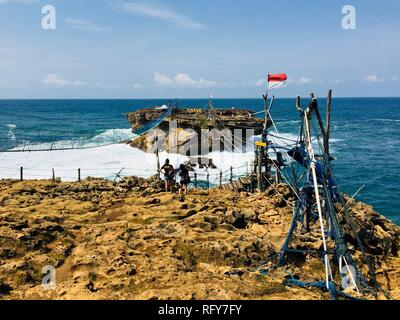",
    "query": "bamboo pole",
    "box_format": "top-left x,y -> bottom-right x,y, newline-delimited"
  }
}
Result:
263,94 -> 268,130
78,168 -> 81,182
20,166 -> 23,181
52,168 -> 55,182
326,89 -> 332,154
155,135 -> 160,179
257,146 -> 263,192
296,96 -> 302,112
311,98 -> 330,155
275,164 -> 281,183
